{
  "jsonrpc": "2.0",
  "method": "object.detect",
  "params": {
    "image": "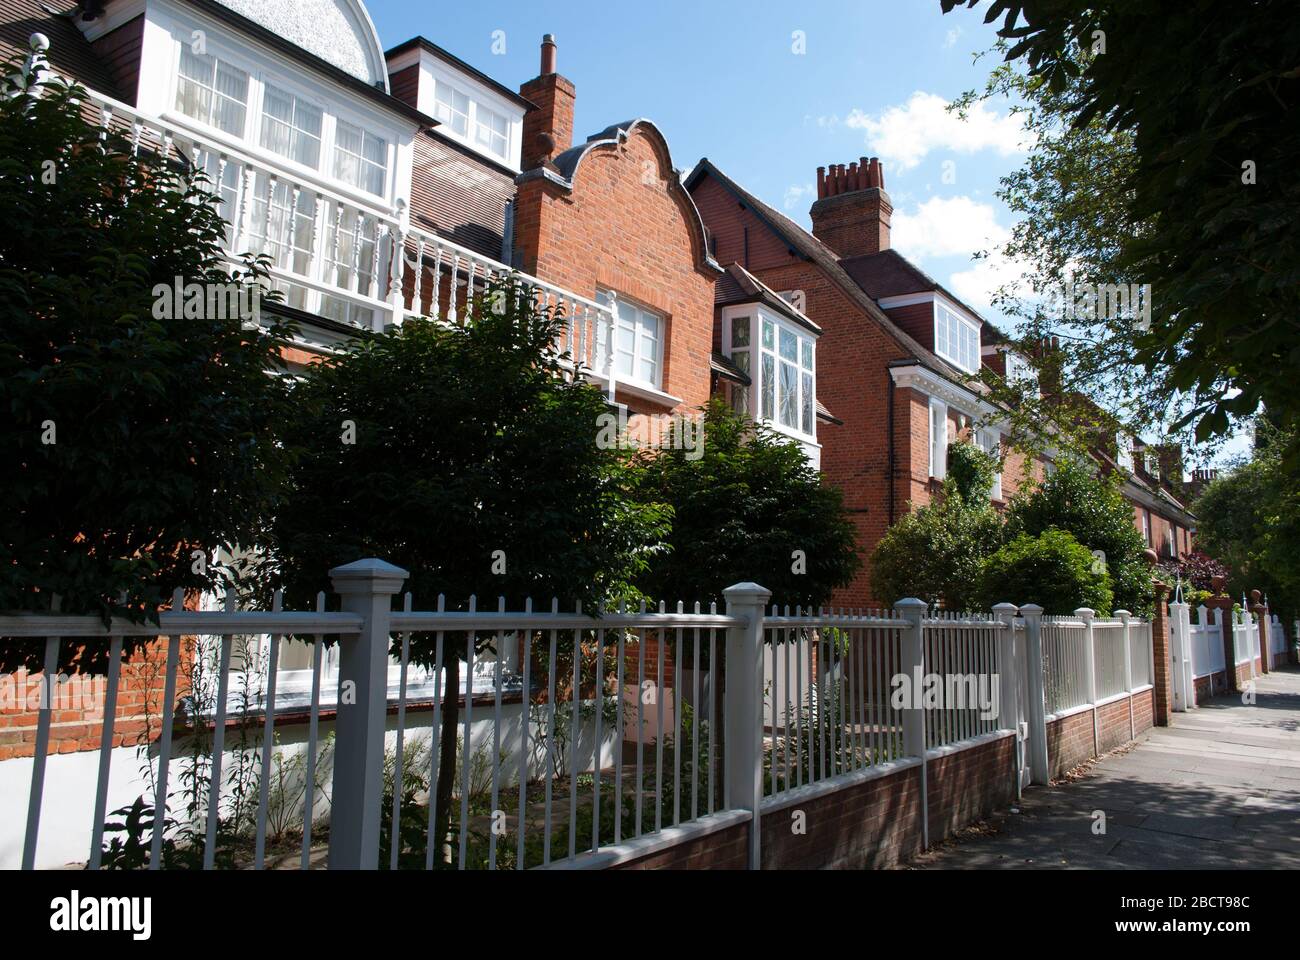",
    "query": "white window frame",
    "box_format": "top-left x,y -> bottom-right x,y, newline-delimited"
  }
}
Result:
1117,433 -> 1135,471
934,302 -> 981,374
977,426 -> 1003,500
332,119 -> 389,196
425,73 -> 514,165
730,309 -> 817,441
175,46 -> 250,138
929,398 -> 949,479
259,80 -> 324,170
602,291 -> 663,390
